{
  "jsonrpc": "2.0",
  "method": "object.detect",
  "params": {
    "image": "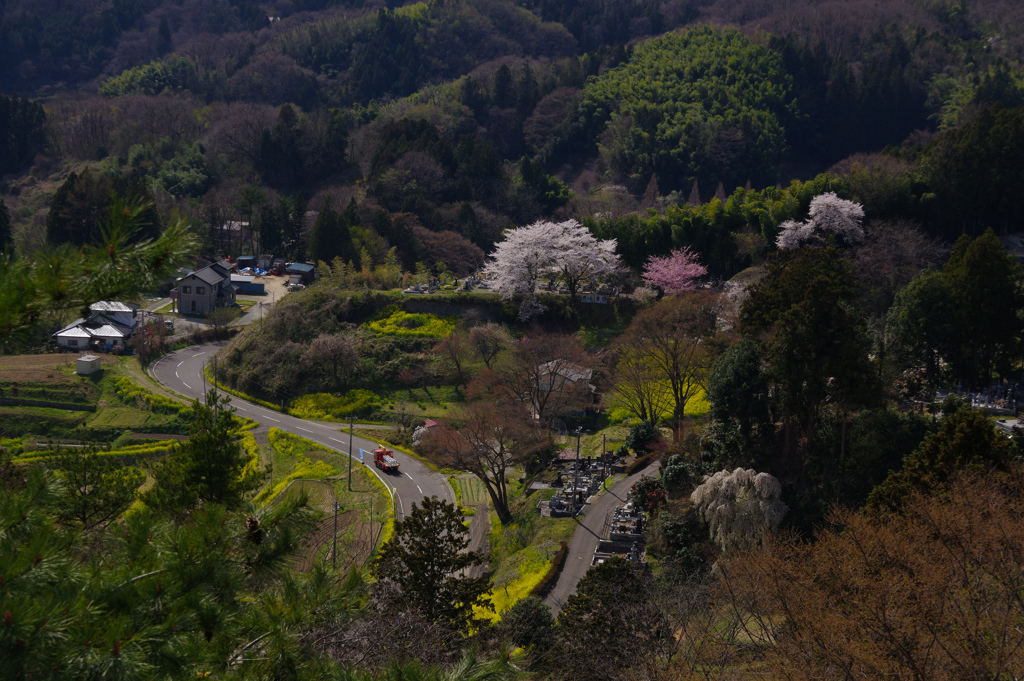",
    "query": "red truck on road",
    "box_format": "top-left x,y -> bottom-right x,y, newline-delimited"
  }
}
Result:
373,447 -> 400,473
